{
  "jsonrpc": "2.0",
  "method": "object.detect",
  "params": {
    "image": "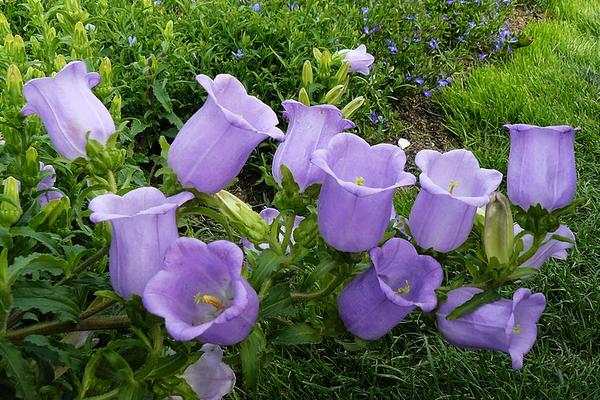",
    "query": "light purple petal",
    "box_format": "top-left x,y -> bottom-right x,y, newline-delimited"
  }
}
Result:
183,344 -> 236,400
